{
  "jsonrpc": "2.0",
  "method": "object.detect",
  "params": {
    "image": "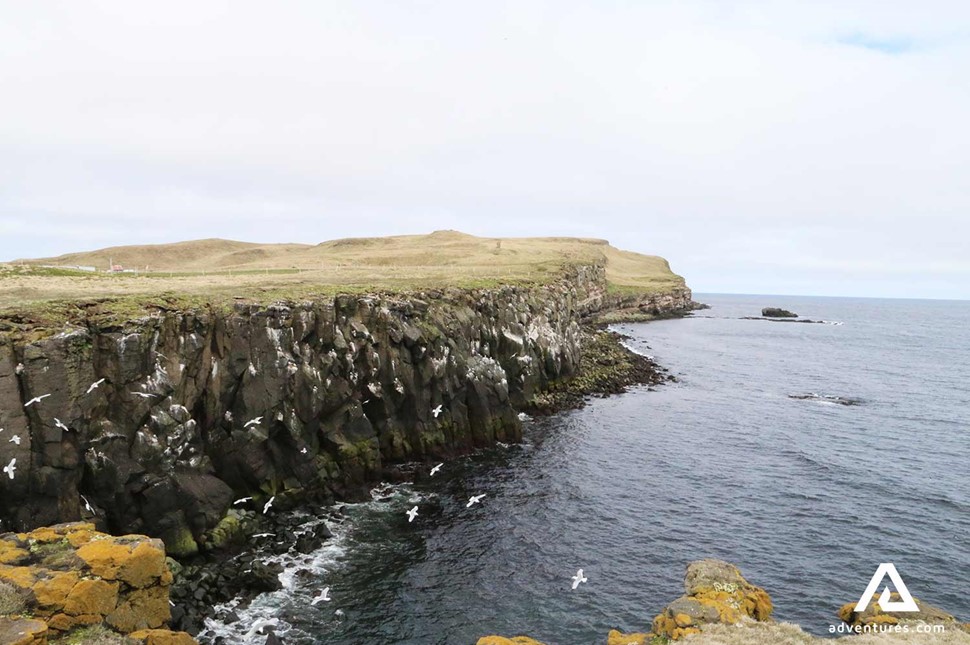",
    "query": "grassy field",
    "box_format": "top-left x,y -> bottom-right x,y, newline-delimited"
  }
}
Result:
0,230 -> 685,329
